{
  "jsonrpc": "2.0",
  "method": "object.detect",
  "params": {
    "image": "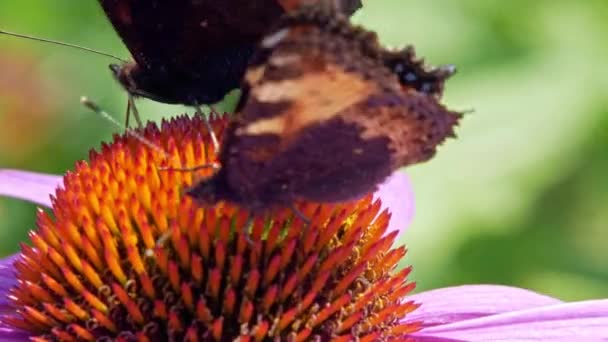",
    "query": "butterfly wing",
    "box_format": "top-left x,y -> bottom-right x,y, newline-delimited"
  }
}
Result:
188,5 -> 459,209
99,0 -> 361,74
226,13 -> 458,205
98,0 -> 284,72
